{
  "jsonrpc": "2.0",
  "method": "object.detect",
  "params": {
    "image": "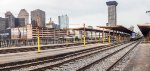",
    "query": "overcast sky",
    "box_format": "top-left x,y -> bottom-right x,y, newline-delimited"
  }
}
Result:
0,0 -> 150,32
